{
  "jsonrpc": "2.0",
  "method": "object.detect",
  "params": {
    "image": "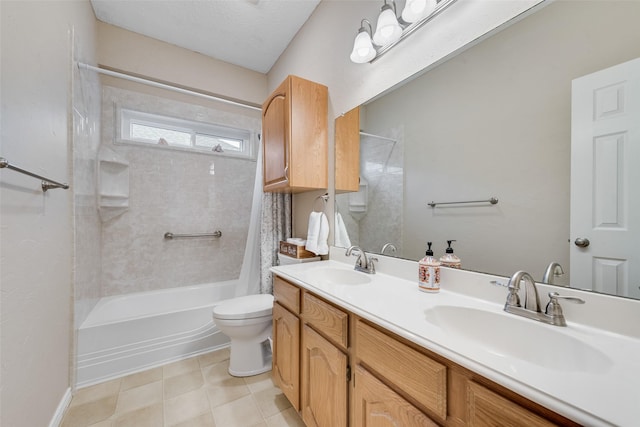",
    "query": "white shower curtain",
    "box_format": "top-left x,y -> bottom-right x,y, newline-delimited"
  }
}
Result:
235,141 -> 264,297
